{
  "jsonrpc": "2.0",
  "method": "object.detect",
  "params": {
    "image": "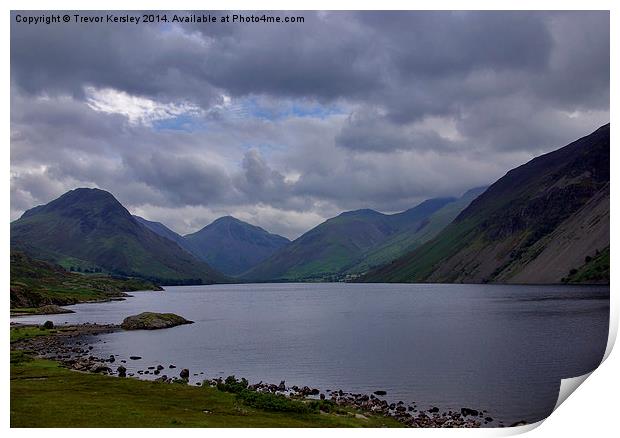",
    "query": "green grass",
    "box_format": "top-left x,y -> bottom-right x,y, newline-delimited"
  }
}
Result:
10,307 -> 46,315
10,326 -> 56,343
363,218 -> 479,282
10,354 -> 402,428
214,375 -> 349,415
564,247 -> 610,283
10,251 -> 161,308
